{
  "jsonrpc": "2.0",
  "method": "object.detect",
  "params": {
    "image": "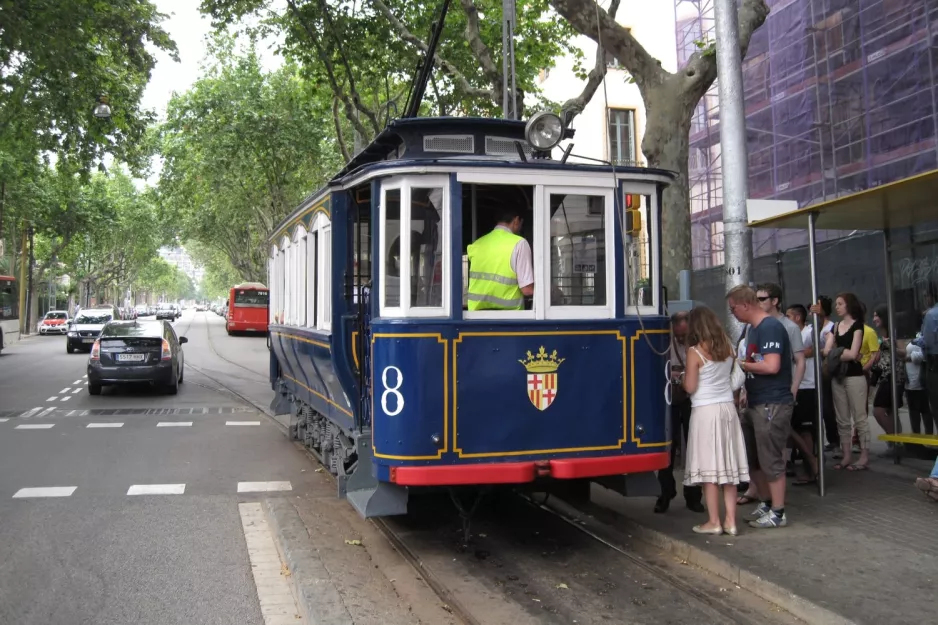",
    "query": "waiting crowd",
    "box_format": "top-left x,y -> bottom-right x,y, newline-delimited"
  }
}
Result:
658,283 -> 938,536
